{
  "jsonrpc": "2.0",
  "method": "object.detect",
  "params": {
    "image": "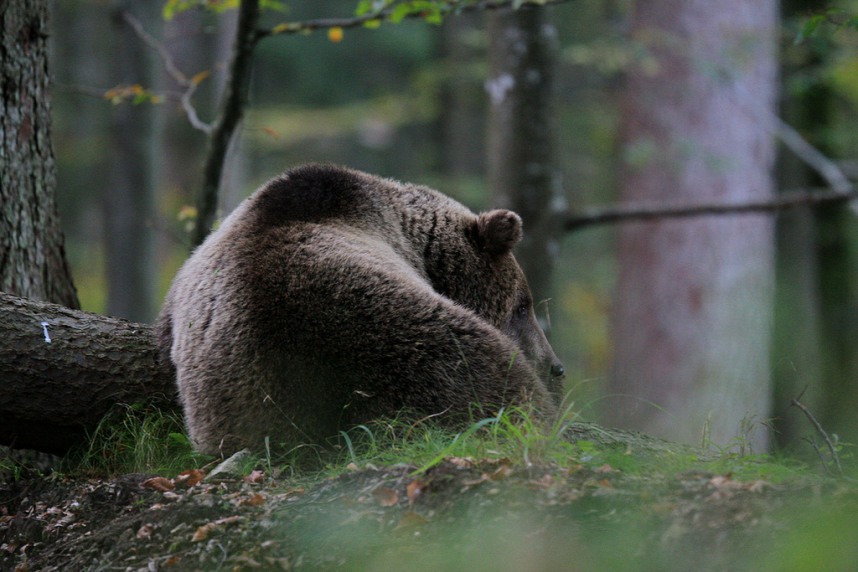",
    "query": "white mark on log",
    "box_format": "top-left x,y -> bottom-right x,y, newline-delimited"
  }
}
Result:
41,321 -> 51,344
485,73 -> 515,105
